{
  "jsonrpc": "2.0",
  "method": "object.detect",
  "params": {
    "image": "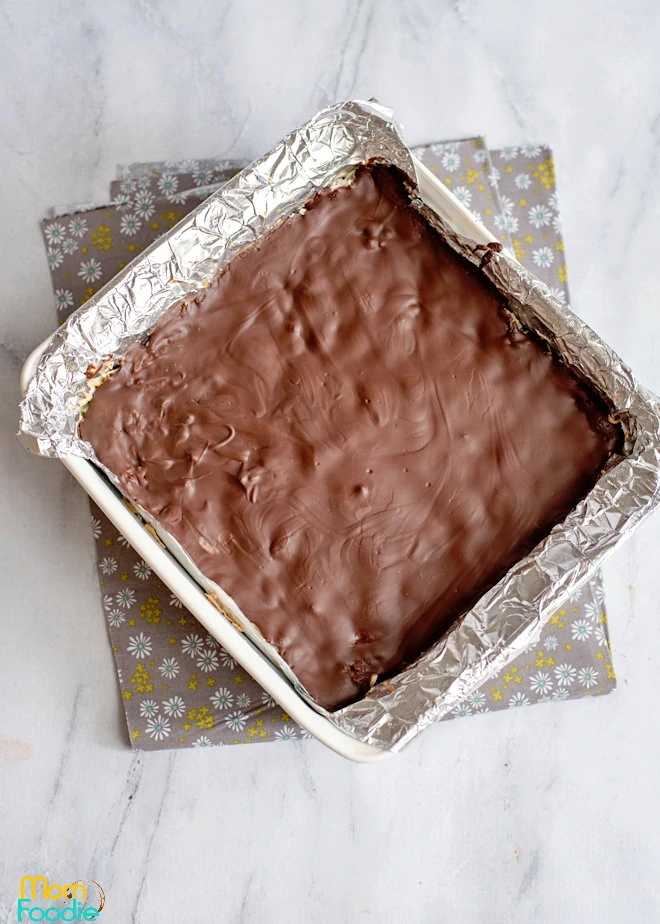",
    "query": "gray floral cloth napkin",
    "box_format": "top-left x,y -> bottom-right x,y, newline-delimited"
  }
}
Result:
39,138 -> 616,750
